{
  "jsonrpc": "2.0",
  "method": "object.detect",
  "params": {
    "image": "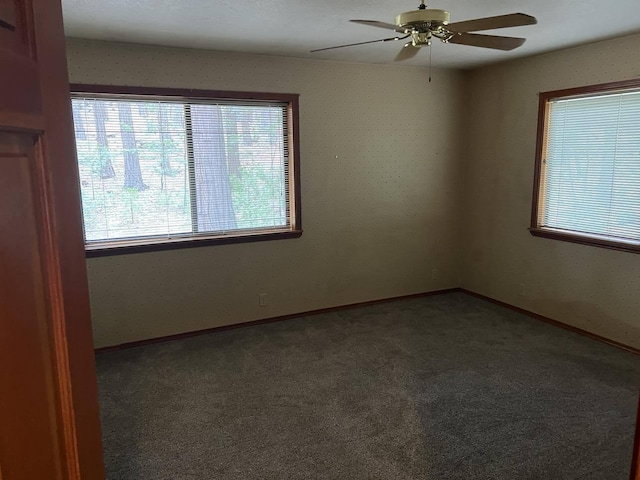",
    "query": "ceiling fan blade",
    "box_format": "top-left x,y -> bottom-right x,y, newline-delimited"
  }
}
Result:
447,13 -> 537,33
448,33 -> 525,51
395,43 -> 420,62
350,19 -> 398,31
311,34 -> 409,53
